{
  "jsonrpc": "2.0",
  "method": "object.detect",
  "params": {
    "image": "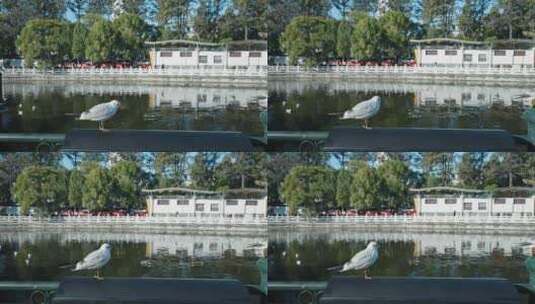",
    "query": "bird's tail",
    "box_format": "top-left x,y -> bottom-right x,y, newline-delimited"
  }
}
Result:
327,265 -> 344,272
71,262 -> 82,272
78,112 -> 89,120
